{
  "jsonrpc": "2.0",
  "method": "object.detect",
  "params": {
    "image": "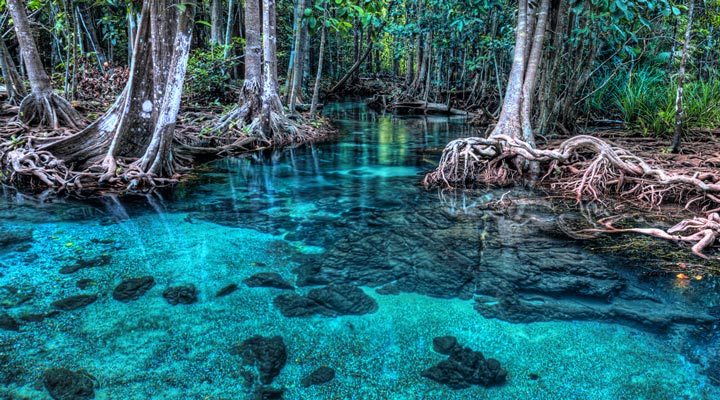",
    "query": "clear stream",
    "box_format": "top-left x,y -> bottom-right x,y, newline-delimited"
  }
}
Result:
1,101 -> 719,399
